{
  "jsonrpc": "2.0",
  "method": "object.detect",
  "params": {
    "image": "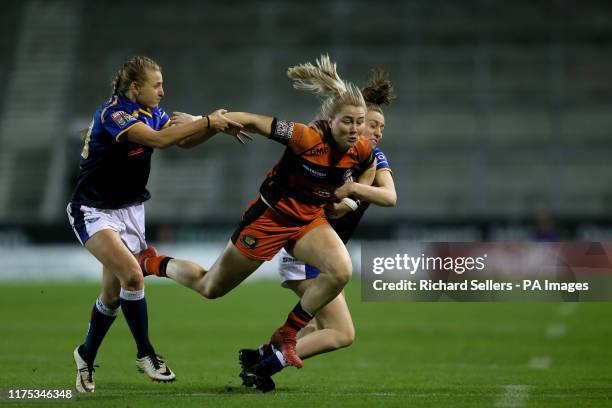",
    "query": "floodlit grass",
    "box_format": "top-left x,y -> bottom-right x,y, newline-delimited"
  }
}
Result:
1,280 -> 611,407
